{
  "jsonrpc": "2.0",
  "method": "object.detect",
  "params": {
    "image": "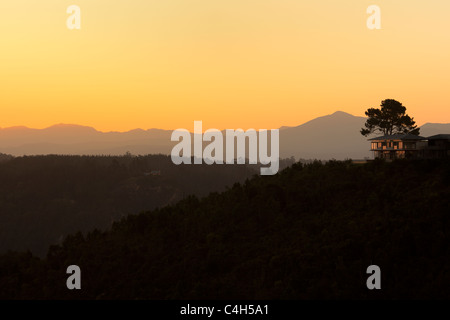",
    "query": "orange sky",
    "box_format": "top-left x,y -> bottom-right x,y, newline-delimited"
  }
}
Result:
1,0 -> 449,132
